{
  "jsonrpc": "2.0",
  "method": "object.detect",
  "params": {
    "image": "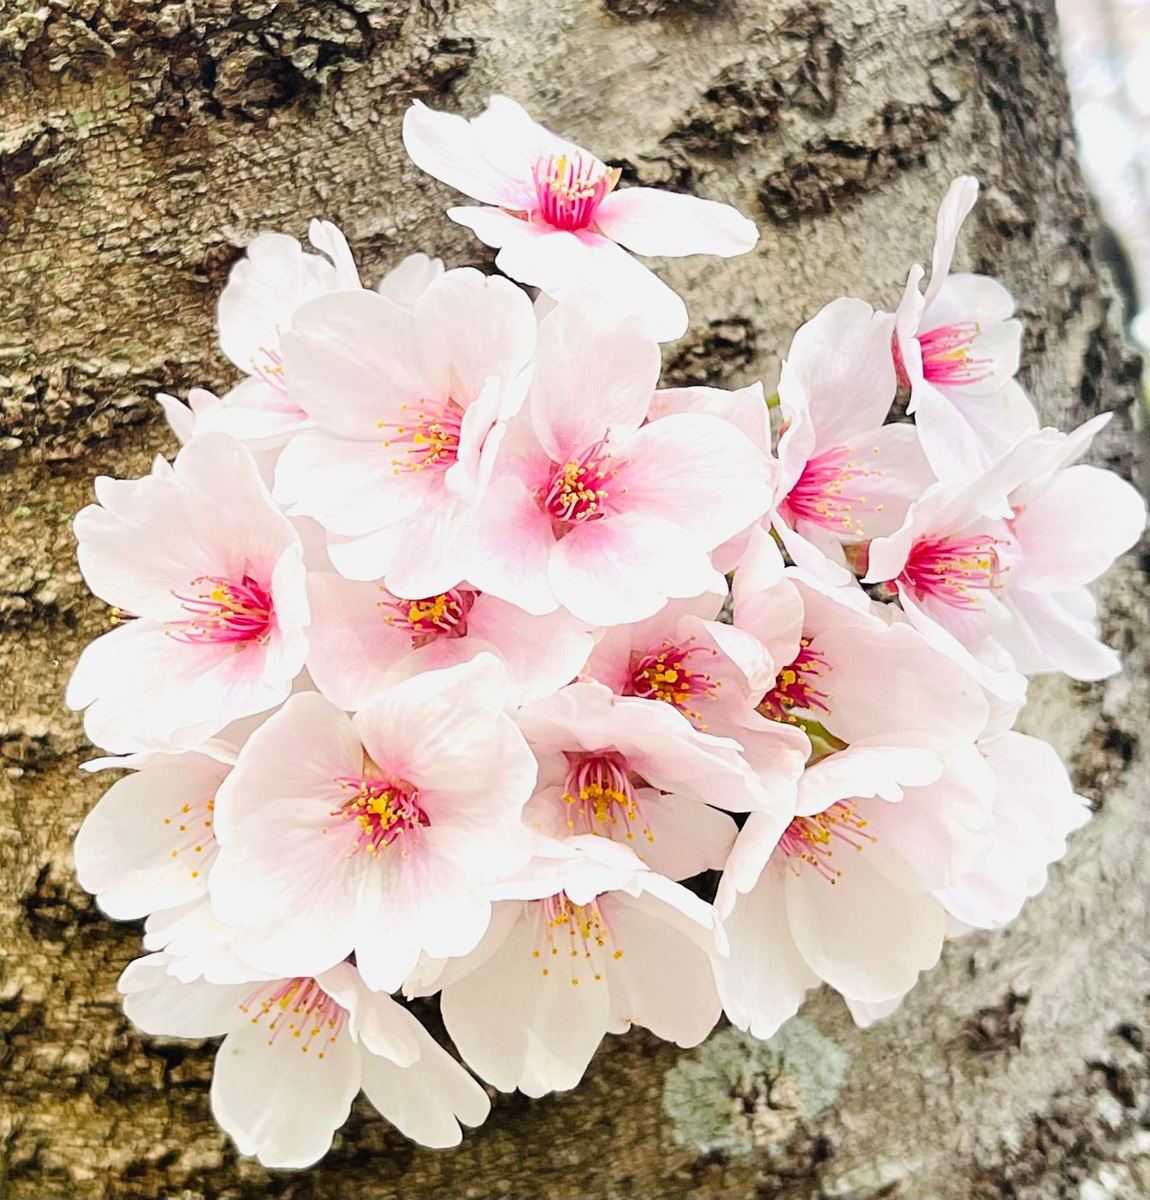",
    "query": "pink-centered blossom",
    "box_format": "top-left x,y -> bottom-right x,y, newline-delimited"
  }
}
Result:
407,838 -> 723,1097
894,177 -> 1038,483
120,955 -> 489,1167
717,734 -> 995,1037
989,414 -> 1146,680
516,679 -> 781,881
732,529 -> 992,748
402,95 -> 759,340
66,435 -> 310,754
865,414 -> 1145,686
74,742 -> 235,921
305,572 -> 594,710
936,731 -> 1090,928
582,580 -> 809,820
273,267 -> 537,597
207,656 -> 537,993
773,298 -> 934,581
158,221 -> 364,450
461,294 -> 774,625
